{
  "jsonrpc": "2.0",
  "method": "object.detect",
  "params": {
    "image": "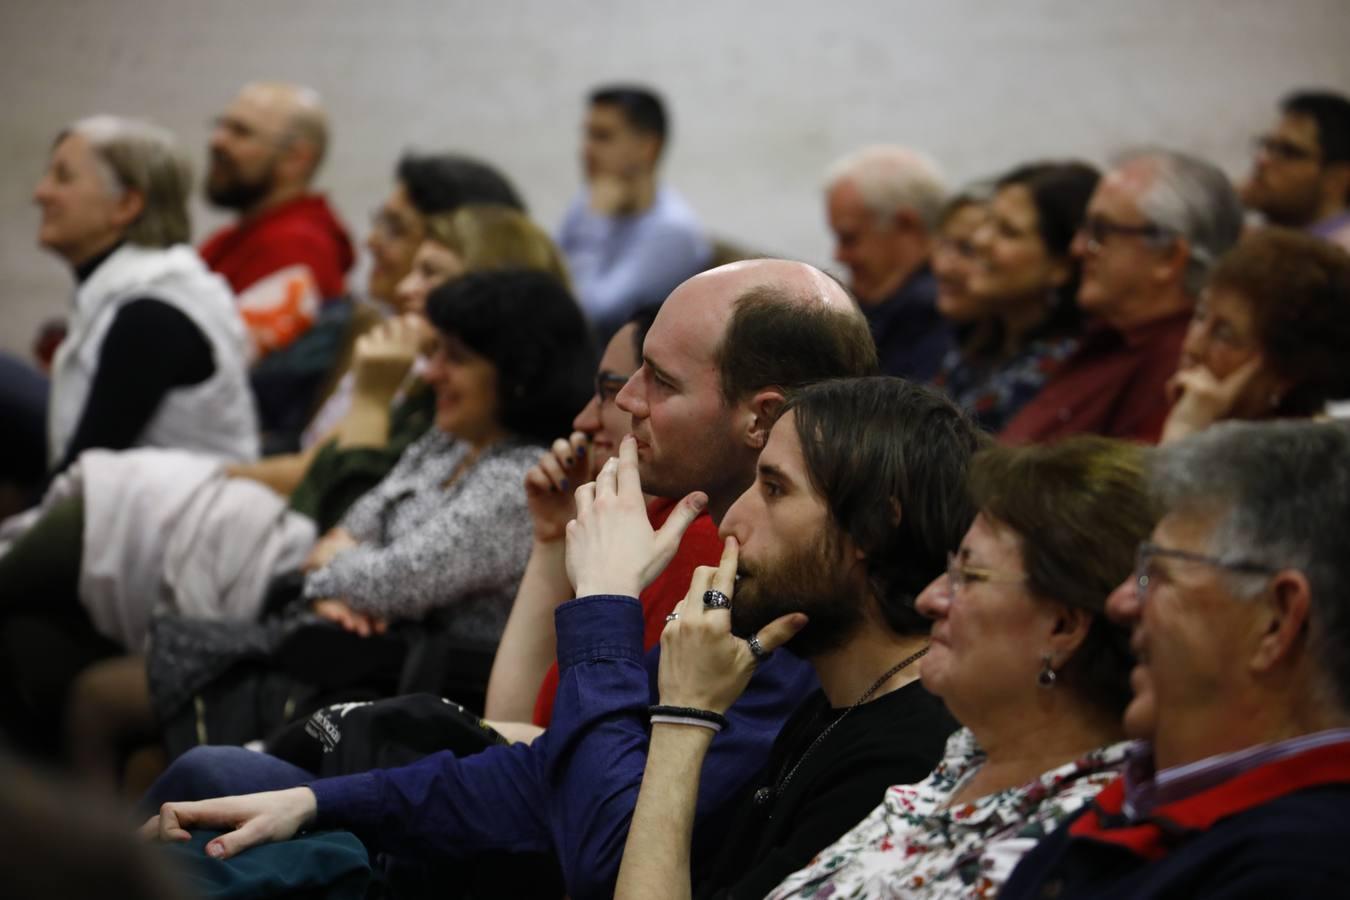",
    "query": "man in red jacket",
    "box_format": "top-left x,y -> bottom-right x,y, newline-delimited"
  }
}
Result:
199,82 -> 355,355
